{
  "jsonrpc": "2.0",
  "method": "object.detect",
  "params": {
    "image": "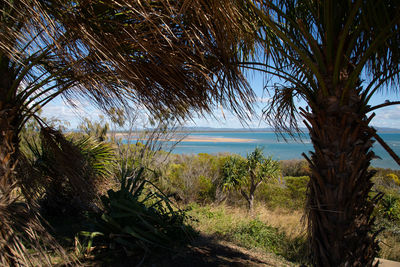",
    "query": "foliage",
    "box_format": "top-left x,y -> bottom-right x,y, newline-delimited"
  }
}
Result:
373,168 -> 400,189
222,147 -> 280,211
388,174 -> 400,187
280,160 -> 311,177
197,175 -> 216,203
223,148 -> 280,191
78,116 -> 110,142
285,176 -> 309,202
232,219 -> 285,254
159,153 -> 230,203
221,155 -> 248,191
379,194 -> 400,221
78,168 -> 194,258
256,176 -> 309,210
22,130 -> 114,216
